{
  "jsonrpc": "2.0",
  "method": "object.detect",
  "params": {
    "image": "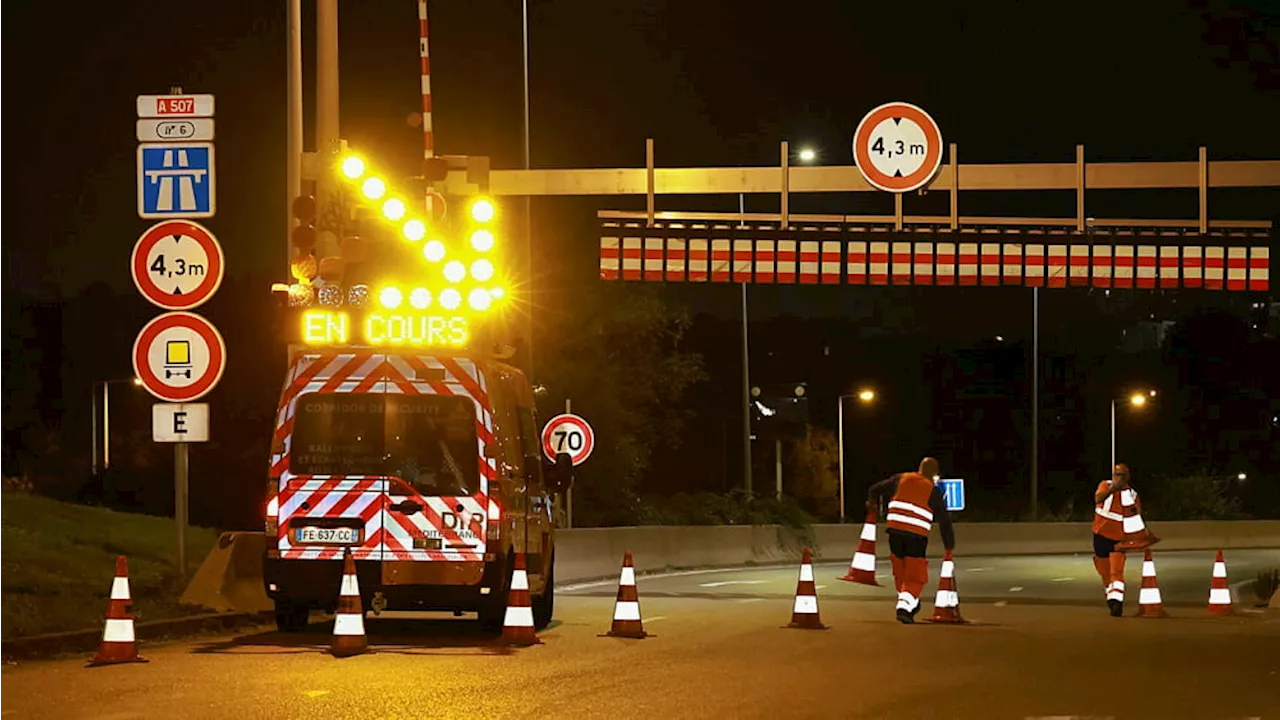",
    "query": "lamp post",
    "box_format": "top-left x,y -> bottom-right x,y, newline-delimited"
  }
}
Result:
837,387 -> 876,521
1111,389 -> 1156,473
91,377 -> 143,475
